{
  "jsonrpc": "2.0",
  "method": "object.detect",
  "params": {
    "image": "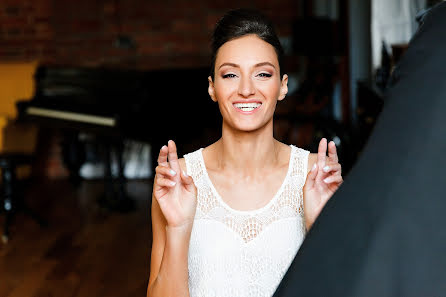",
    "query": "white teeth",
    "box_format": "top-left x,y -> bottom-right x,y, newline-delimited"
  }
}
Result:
234,102 -> 261,112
